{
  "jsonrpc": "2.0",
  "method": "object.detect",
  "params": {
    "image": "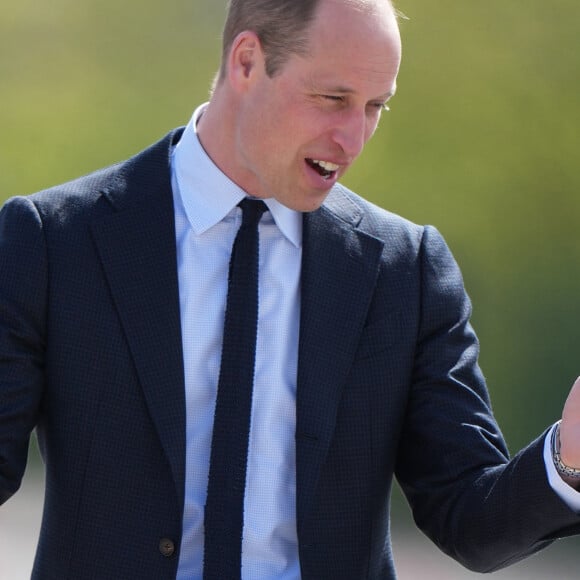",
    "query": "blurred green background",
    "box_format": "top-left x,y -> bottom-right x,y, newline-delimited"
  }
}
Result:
1,0 -> 579,575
